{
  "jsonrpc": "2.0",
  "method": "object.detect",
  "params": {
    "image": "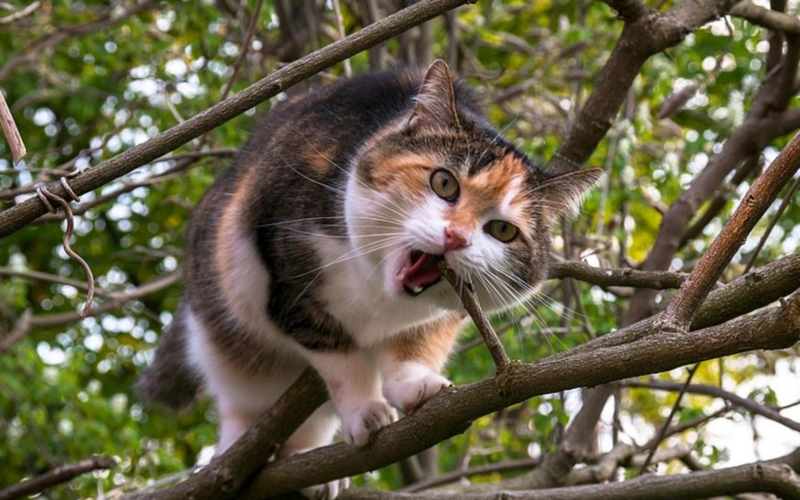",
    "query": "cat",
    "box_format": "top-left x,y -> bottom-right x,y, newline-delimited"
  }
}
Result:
136,59 -> 600,499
